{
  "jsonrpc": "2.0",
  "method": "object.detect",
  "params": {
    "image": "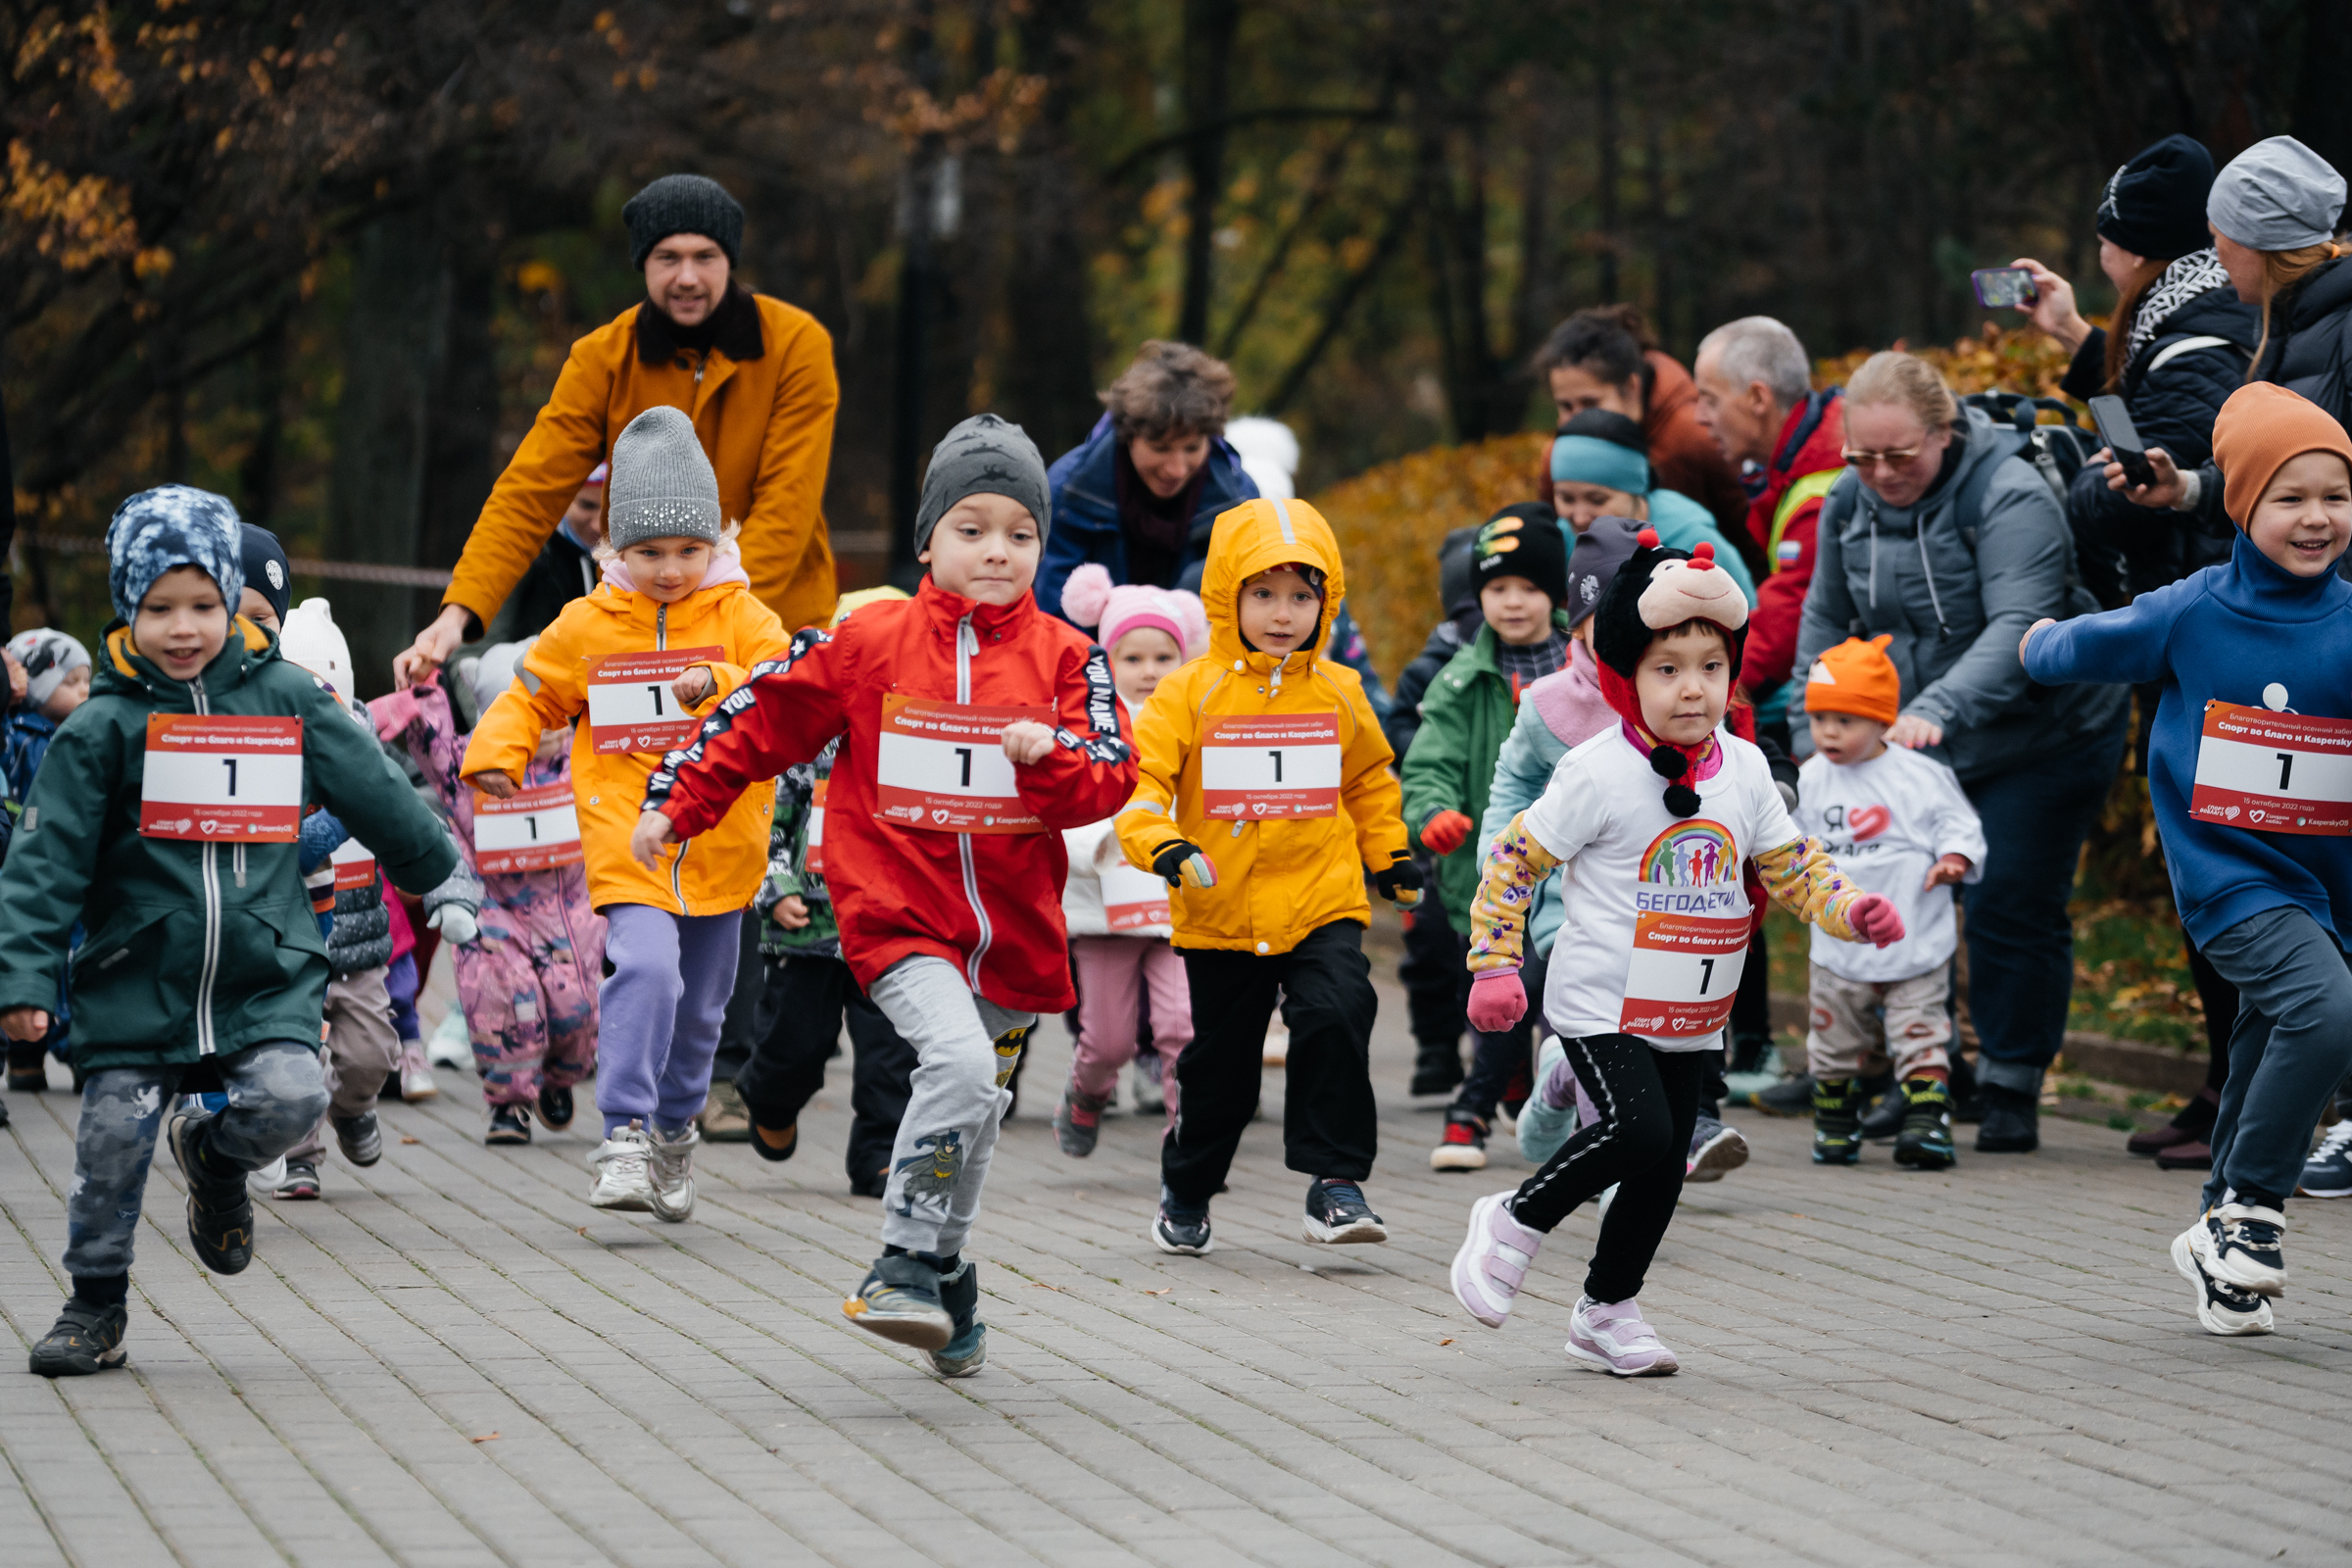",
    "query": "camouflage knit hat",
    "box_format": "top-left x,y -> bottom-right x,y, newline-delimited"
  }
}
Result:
106,485 -> 244,623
